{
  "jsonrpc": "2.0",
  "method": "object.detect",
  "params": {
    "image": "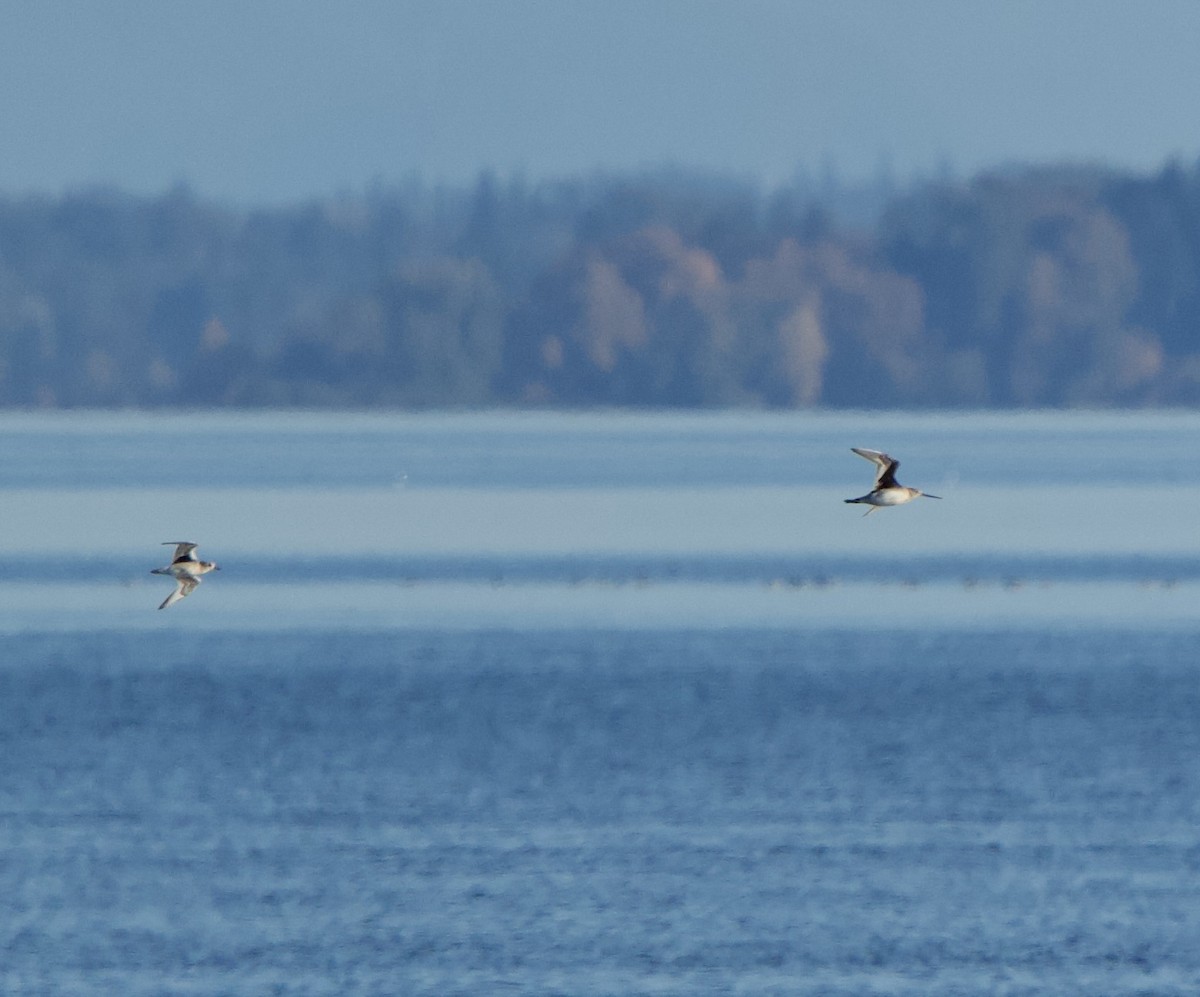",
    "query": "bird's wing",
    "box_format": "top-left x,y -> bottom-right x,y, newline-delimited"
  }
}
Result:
163,541 -> 199,563
877,459 -> 900,489
158,575 -> 200,610
850,448 -> 898,486
159,581 -> 186,610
